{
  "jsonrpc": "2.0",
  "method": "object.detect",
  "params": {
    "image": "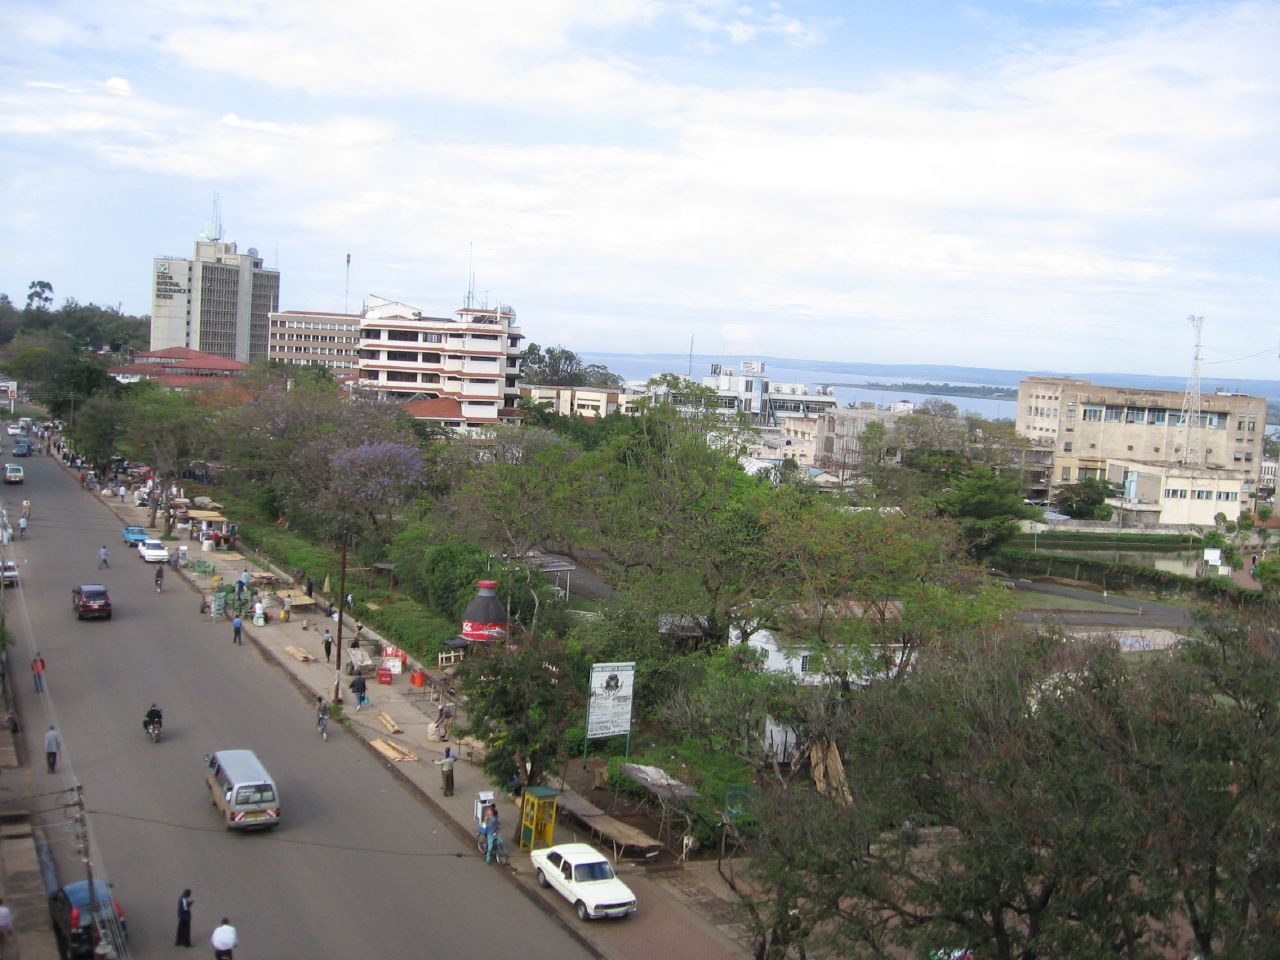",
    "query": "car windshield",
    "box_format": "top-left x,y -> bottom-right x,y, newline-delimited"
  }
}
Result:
235,784 -> 276,805
574,860 -> 617,882
83,590 -> 107,602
